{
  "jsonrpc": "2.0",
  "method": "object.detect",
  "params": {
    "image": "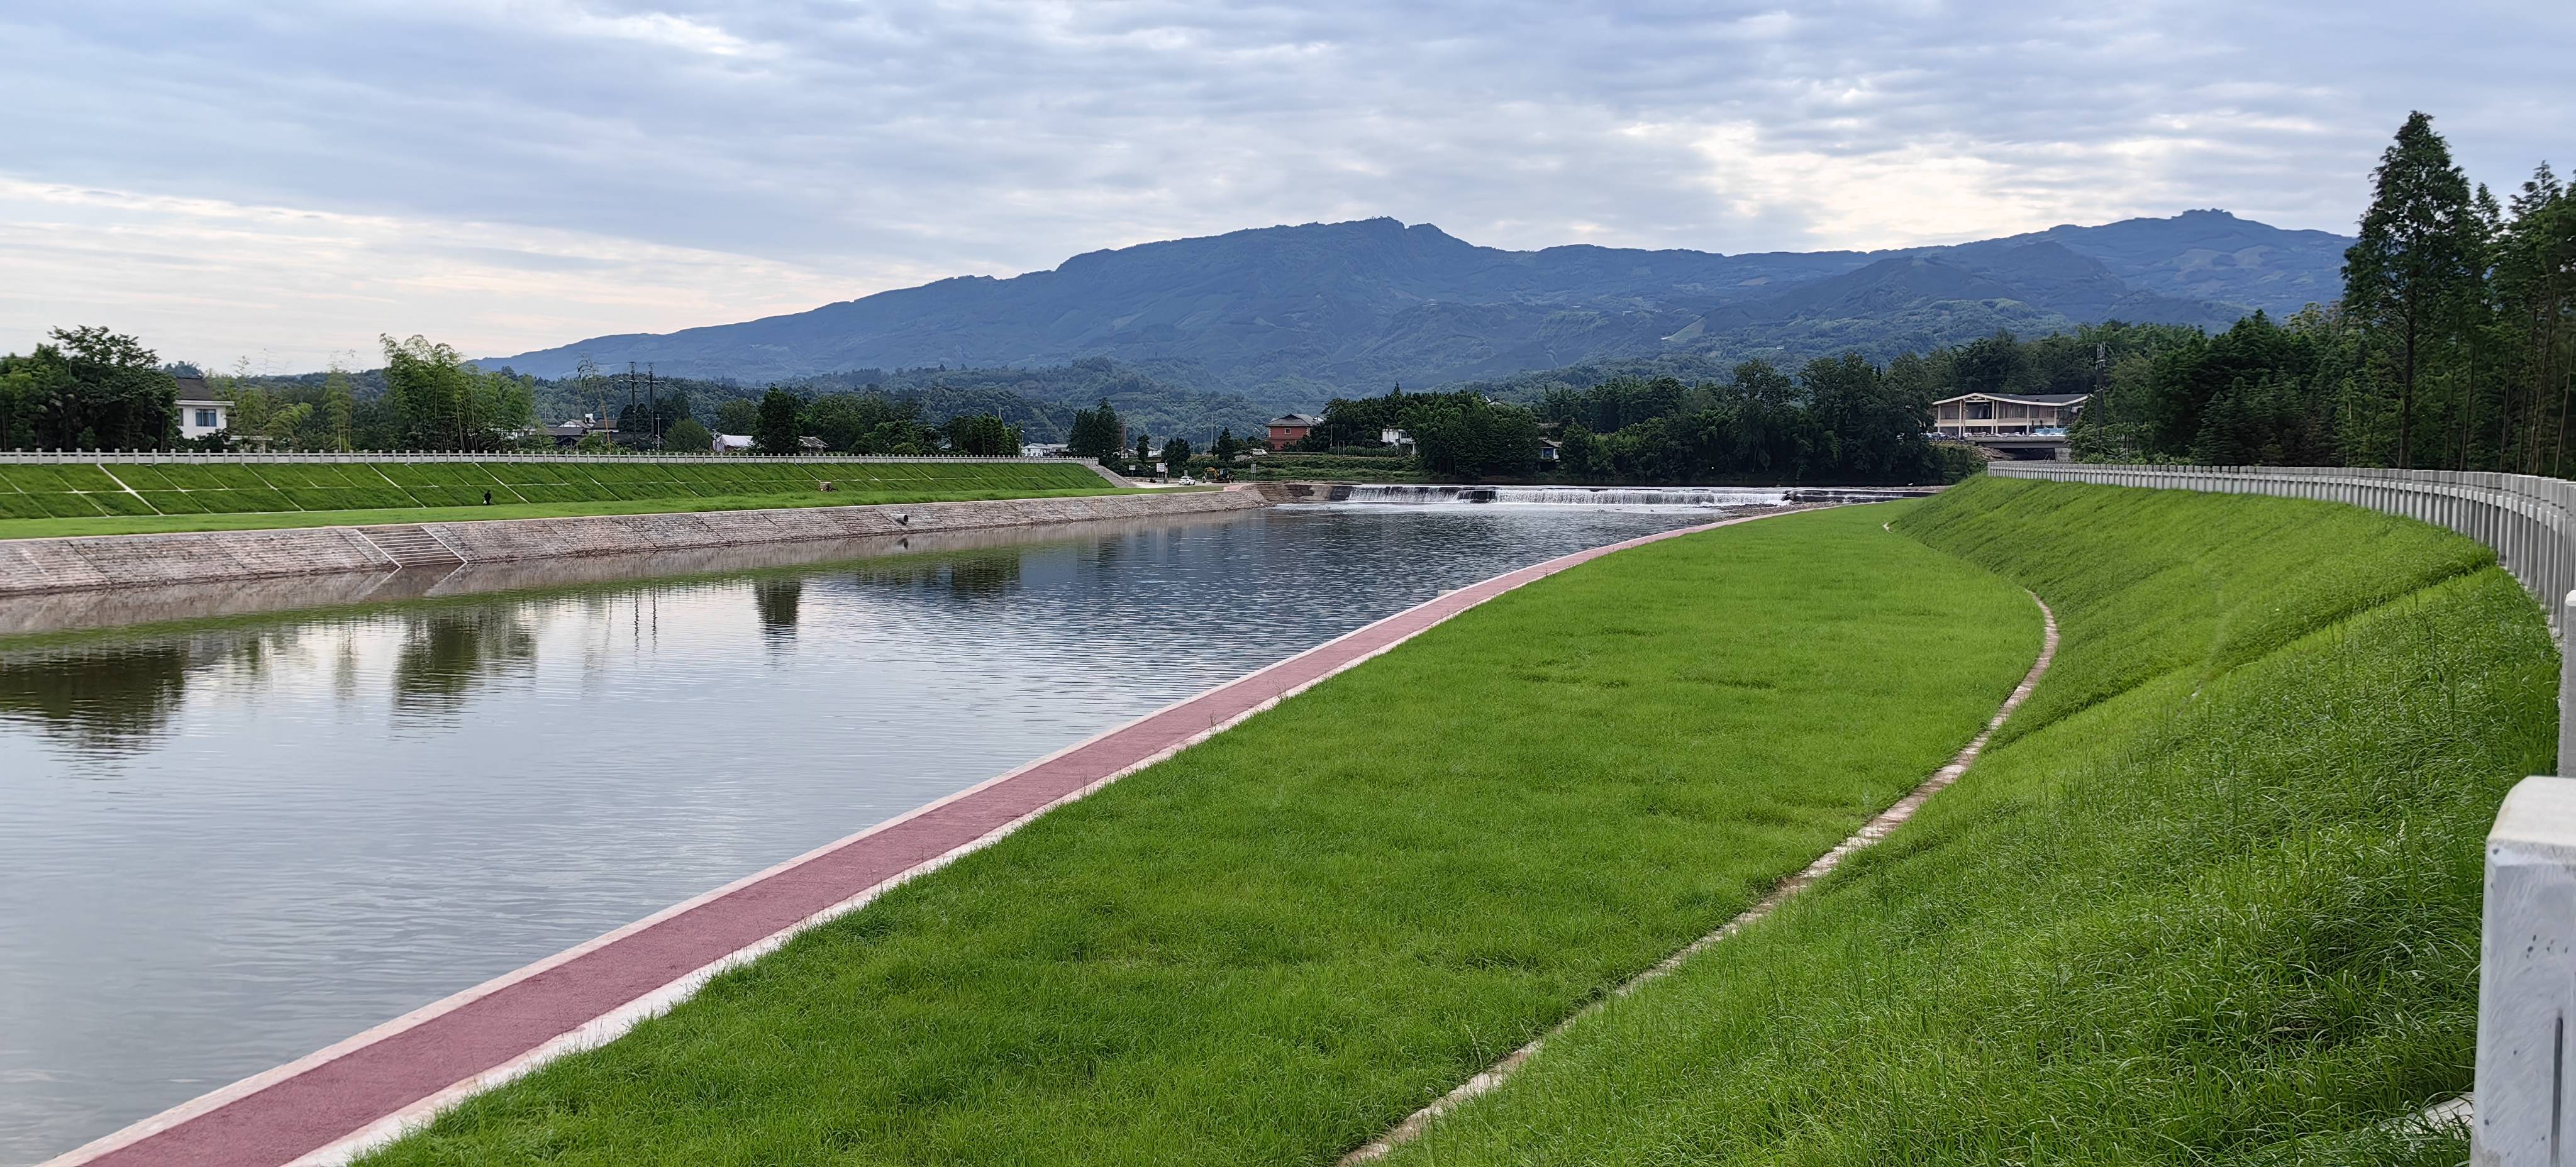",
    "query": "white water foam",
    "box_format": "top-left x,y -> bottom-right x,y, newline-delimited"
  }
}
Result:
1340,484 -> 1792,509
